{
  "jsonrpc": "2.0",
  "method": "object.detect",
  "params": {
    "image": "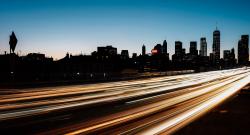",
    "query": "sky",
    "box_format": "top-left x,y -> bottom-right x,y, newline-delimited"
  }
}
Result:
0,0 -> 249,59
